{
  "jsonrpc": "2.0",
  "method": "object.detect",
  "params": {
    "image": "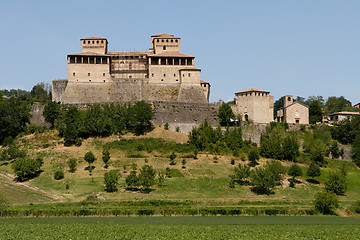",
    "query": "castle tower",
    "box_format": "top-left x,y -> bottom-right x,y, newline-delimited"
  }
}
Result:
81,37 -> 108,54
151,33 -> 181,54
